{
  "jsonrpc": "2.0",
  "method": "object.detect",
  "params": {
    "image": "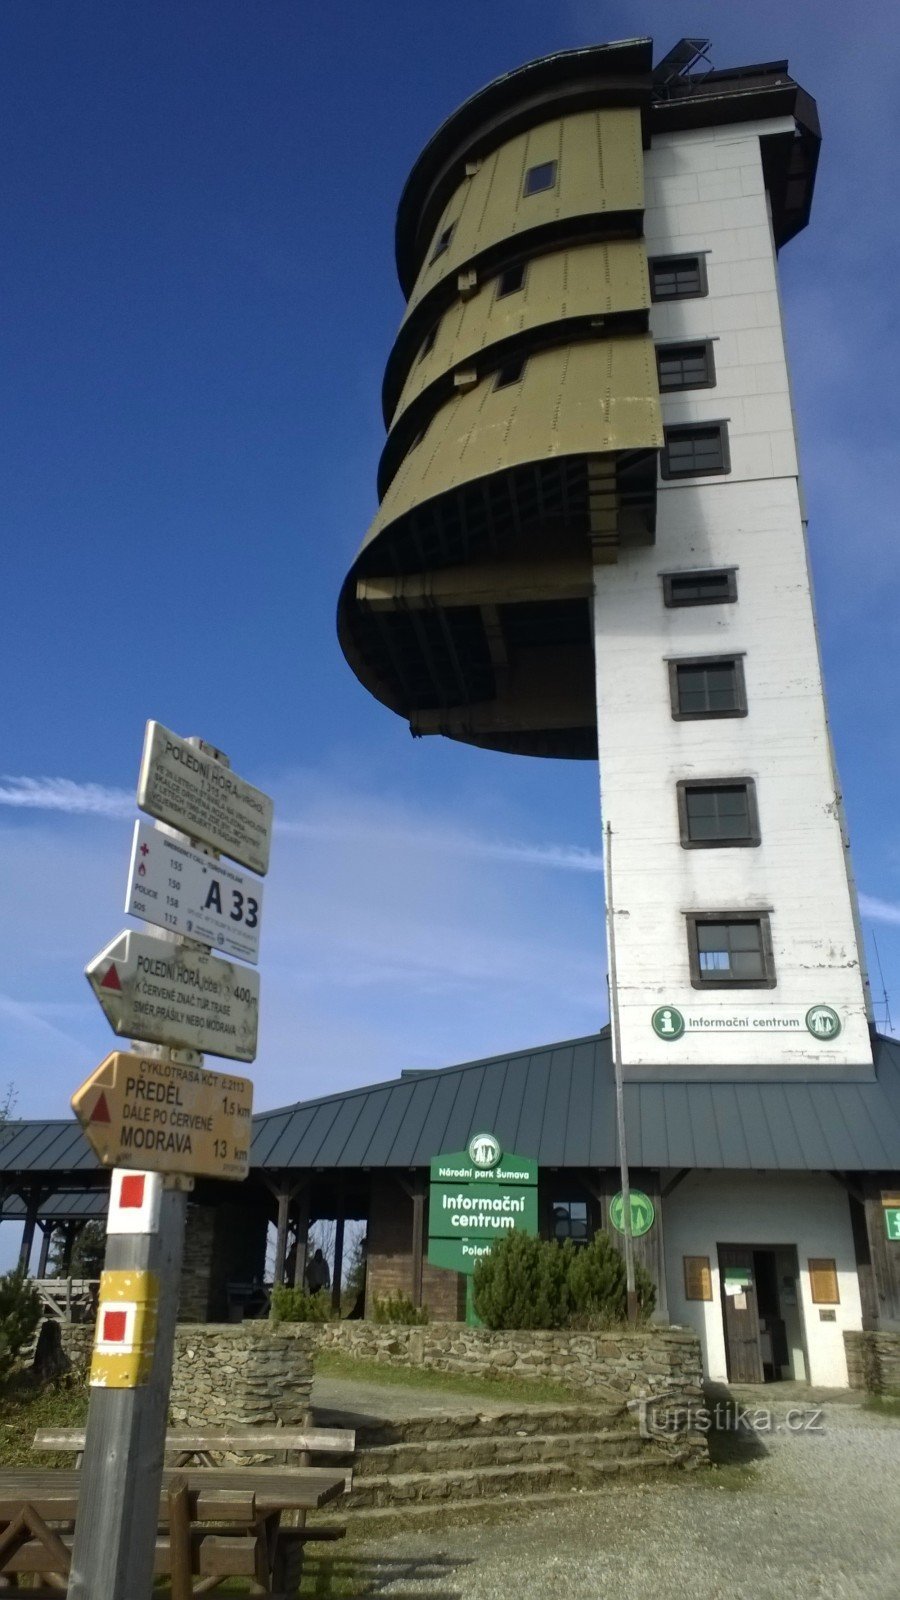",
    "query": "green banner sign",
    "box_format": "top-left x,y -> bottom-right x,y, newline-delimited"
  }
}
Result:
427,1132 -> 538,1278
885,1207 -> 900,1242
608,1189 -> 656,1238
